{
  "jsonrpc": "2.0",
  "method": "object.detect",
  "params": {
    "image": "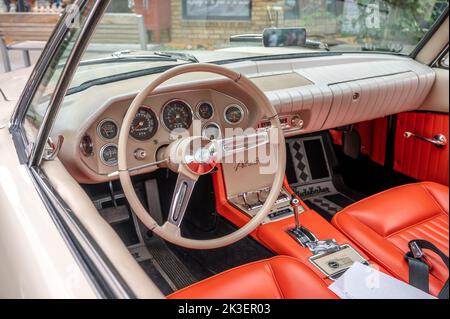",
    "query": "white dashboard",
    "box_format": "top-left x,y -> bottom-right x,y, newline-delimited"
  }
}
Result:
52,53 -> 435,184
